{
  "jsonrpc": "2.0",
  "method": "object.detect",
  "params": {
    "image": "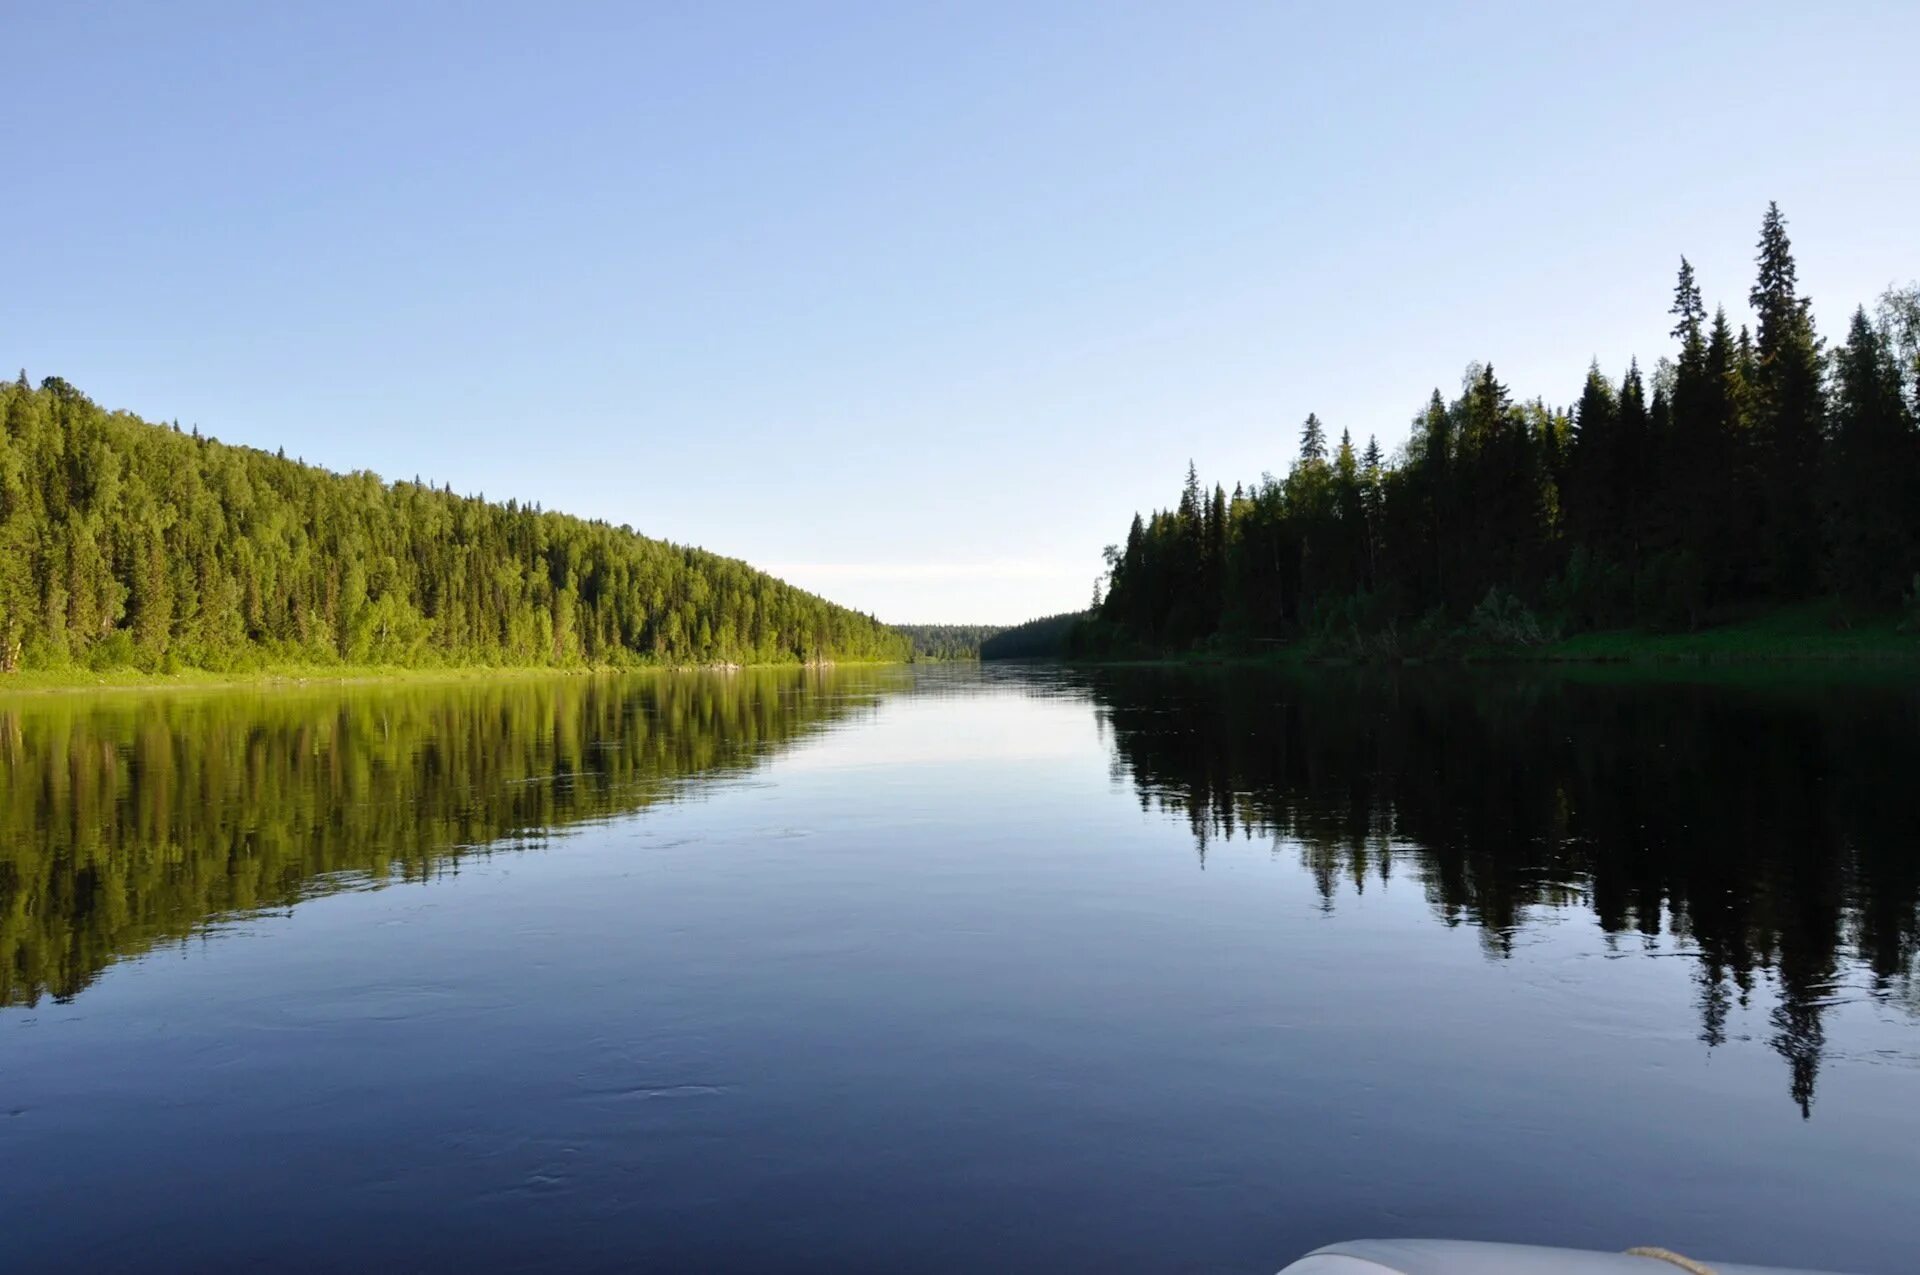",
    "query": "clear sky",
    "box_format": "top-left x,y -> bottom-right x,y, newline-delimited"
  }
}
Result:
6,3 -> 1916,623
